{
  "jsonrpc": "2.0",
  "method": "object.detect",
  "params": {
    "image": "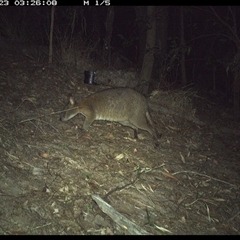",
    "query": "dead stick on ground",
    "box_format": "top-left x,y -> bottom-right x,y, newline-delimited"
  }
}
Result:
173,171 -> 236,187
92,194 -> 152,235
